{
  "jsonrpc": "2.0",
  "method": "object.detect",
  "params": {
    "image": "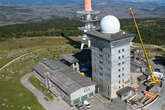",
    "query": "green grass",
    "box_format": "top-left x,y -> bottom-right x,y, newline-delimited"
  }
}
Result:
0,36 -> 80,110
29,75 -> 54,100
0,35 -> 164,110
